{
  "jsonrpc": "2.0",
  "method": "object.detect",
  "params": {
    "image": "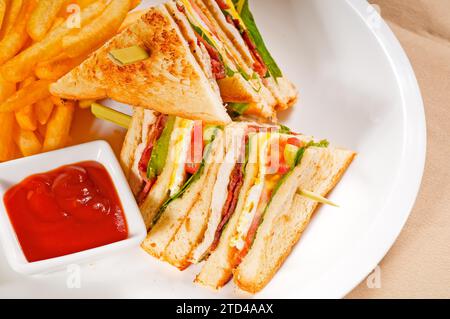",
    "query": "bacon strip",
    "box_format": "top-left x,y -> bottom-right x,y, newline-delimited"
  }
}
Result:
216,0 -> 230,10
241,29 -> 268,78
218,1 -> 269,78
196,35 -> 226,80
177,3 -> 226,80
210,163 -> 244,251
136,114 -> 168,204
